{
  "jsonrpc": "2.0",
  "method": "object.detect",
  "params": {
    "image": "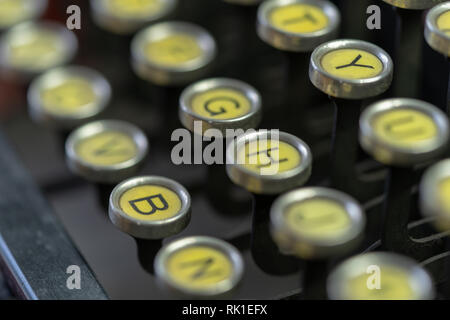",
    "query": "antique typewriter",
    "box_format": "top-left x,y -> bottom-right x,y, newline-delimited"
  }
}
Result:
0,0 -> 449,301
